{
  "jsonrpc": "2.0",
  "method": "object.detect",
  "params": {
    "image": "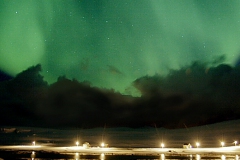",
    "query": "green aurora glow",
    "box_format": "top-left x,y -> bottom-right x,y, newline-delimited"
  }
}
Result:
1,0 -> 240,94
